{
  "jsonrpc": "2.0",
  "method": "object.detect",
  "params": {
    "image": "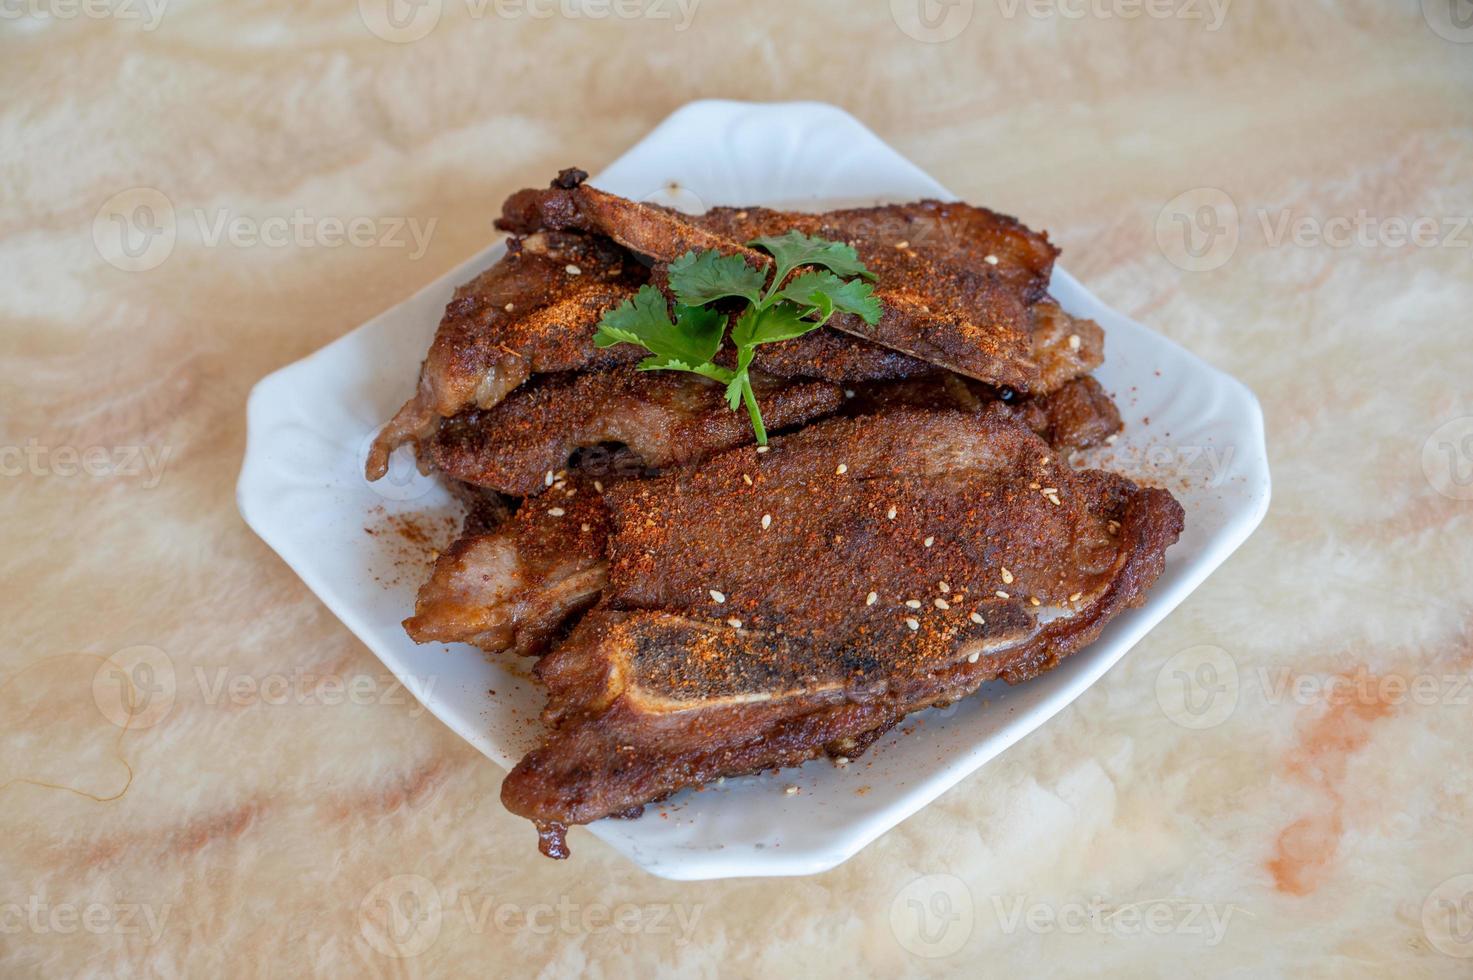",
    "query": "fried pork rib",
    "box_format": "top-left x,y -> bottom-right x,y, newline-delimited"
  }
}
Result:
365,231 -> 646,479
500,410 -> 1184,851
427,367 -> 845,496
497,170 -> 1082,393
403,477 -> 610,657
